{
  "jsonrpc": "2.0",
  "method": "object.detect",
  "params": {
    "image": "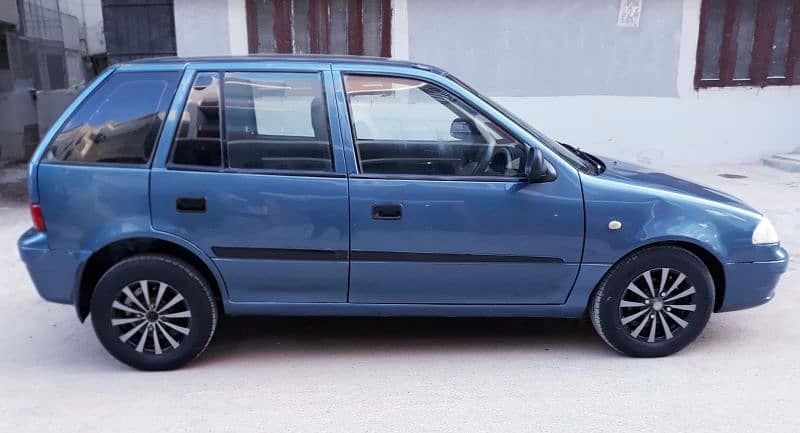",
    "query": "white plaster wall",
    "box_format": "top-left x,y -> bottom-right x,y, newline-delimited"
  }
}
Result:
59,0 -> 106,55
228,0 -> 249,55
64,51 -> 85,86
175,0 -> 232,56
495,88 -> 799,166
391,0 -> 409,60
175,0 -> 249,57
83,0 -> 106,55
59,13 -> 82,51
60,13 -> 86,86
394,0 -> 800,166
